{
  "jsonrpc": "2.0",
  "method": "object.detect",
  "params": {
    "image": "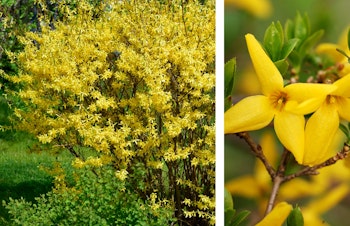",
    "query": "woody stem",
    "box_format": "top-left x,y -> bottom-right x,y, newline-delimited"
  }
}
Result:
265,175 -> 283,215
